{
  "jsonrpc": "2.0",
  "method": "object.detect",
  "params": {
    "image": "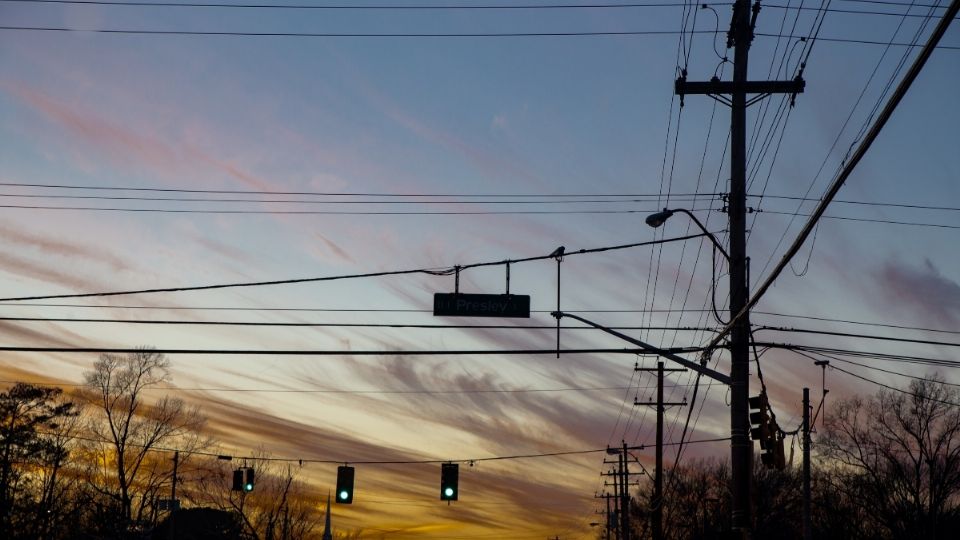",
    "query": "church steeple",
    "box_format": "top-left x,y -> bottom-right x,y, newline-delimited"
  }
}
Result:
322,491 -> 333,540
